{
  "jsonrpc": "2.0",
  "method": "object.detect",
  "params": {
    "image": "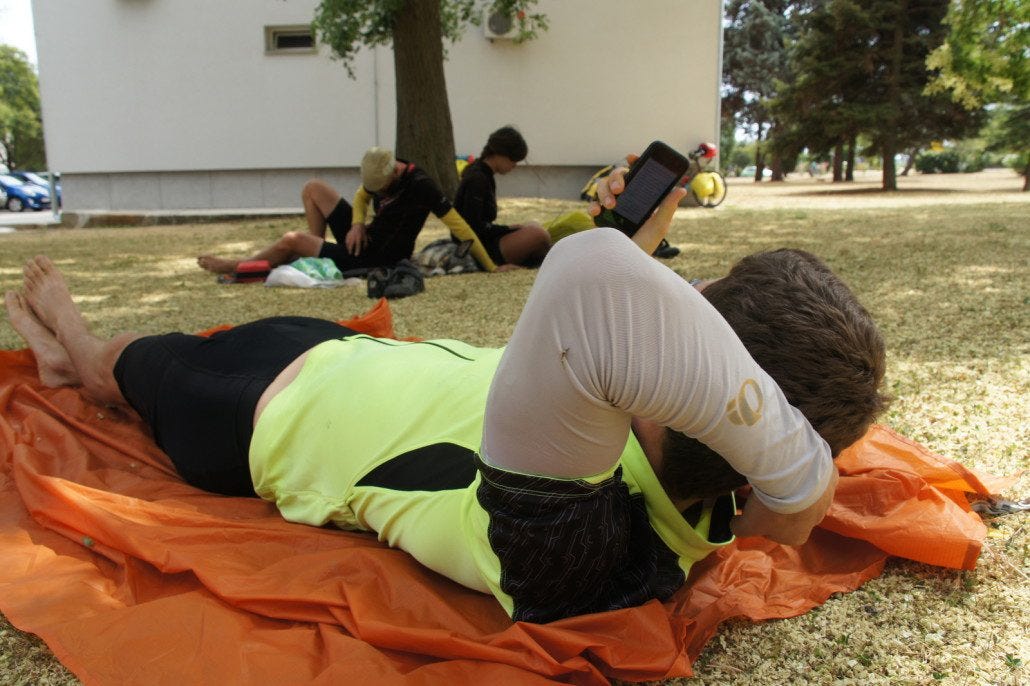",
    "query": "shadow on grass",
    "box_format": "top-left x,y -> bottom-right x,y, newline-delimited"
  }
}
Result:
786,186 -> 963,197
